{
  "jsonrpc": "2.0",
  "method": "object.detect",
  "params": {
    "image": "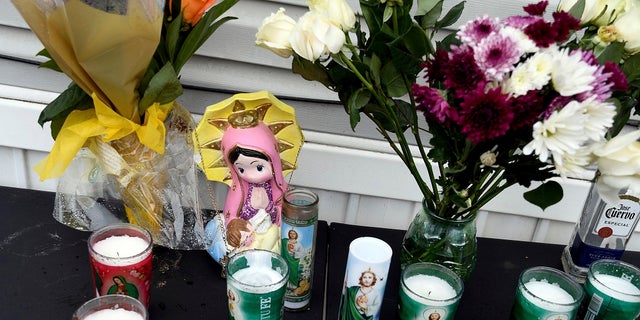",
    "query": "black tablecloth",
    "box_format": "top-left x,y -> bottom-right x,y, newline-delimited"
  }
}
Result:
0,186 -> 327,319
325,222 -> 640,319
